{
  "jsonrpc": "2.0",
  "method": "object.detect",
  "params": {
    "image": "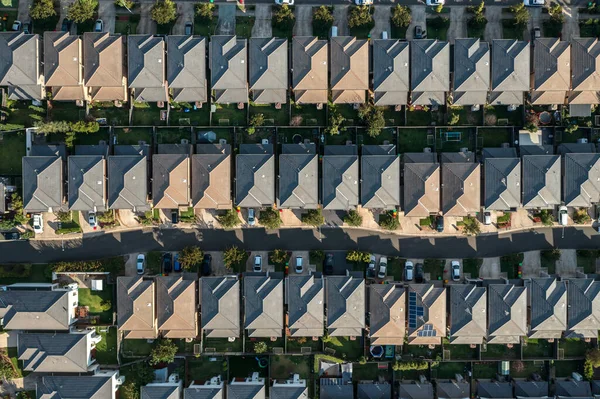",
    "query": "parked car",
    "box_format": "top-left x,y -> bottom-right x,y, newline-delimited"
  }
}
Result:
32,214 -> 43,234
23,21 -> 31,34
367,254 -> 376,277
355,0 -> 373,4
162,253 -> 173,274
201,254 -> 212,276
435,216 -> 444,232
171,210 -> 178,224
414,25 -> 426,39
483,211 -> 492,225
247,209 -> 255,226
426,0 -> 444,5
253,255 -> 262,272
451,260 -> 461,281
94,19 -> 103,32
524,0 -> 544,6
1,232 -> 20,240
11,20 -> 21,31
61,19 -> 72,32
533,26 -> 541,38
415,263 -> 424,283
173,254 -> 182,272
275,0 -> 294,4
136,254 -> 145,275
378,256 -> 388,279
324,253 -> 334,275
295,256 -> 303,274
185,21 -> 193,35
88,212 -> 97,228
559,206 -> 568,226
404,261 -> 414,281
